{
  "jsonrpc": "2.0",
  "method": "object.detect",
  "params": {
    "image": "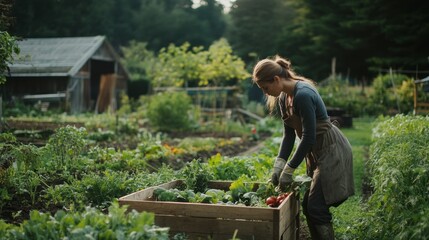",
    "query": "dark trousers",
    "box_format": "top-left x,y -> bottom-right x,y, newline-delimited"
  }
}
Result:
302,169 -> 332,225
